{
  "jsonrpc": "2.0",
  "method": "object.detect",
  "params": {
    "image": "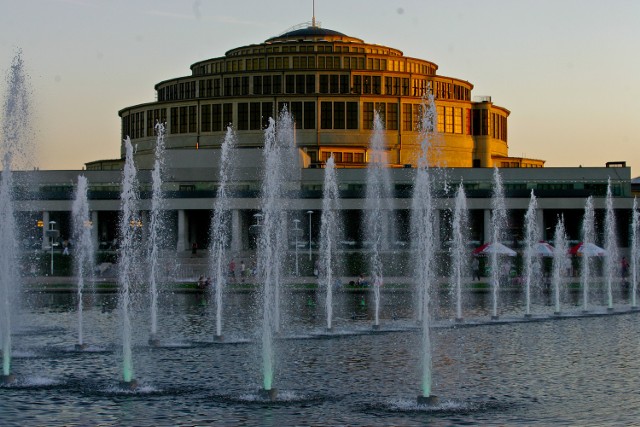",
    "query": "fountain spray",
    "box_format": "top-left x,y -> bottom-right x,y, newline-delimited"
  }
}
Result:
319,155 -> 341,331
71,175 -> 95,350
148,121 -> 167,346
208,126 -> 237,341
117,137 -> 140,387
365,111 -> 394,329
523,190 -> 539,318
411,89 -> 439,405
